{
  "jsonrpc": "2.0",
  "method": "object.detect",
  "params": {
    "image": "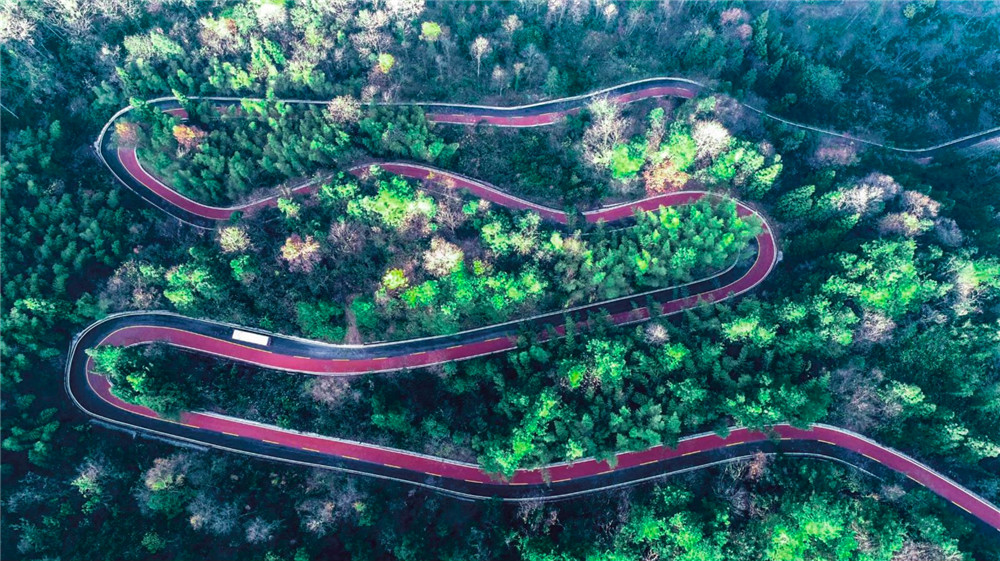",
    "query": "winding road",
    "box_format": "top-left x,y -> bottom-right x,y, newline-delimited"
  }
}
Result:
69,79 -> 1000,531
95,77 -> 1000,228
